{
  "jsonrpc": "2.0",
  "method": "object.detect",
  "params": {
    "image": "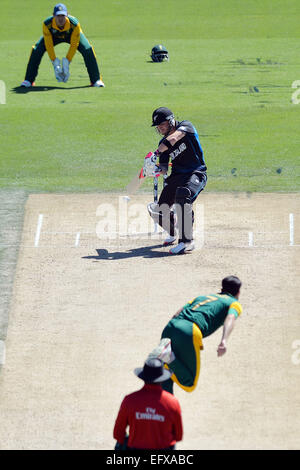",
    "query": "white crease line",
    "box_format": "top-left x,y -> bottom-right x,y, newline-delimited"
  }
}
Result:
0,340 -> 6,365
248,232 -> 253,247
255,231 -> 287,234
75,232 -> 81,247
34,214 -> 43,247
1,243 -> 300,249
289,213 -> 294,246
